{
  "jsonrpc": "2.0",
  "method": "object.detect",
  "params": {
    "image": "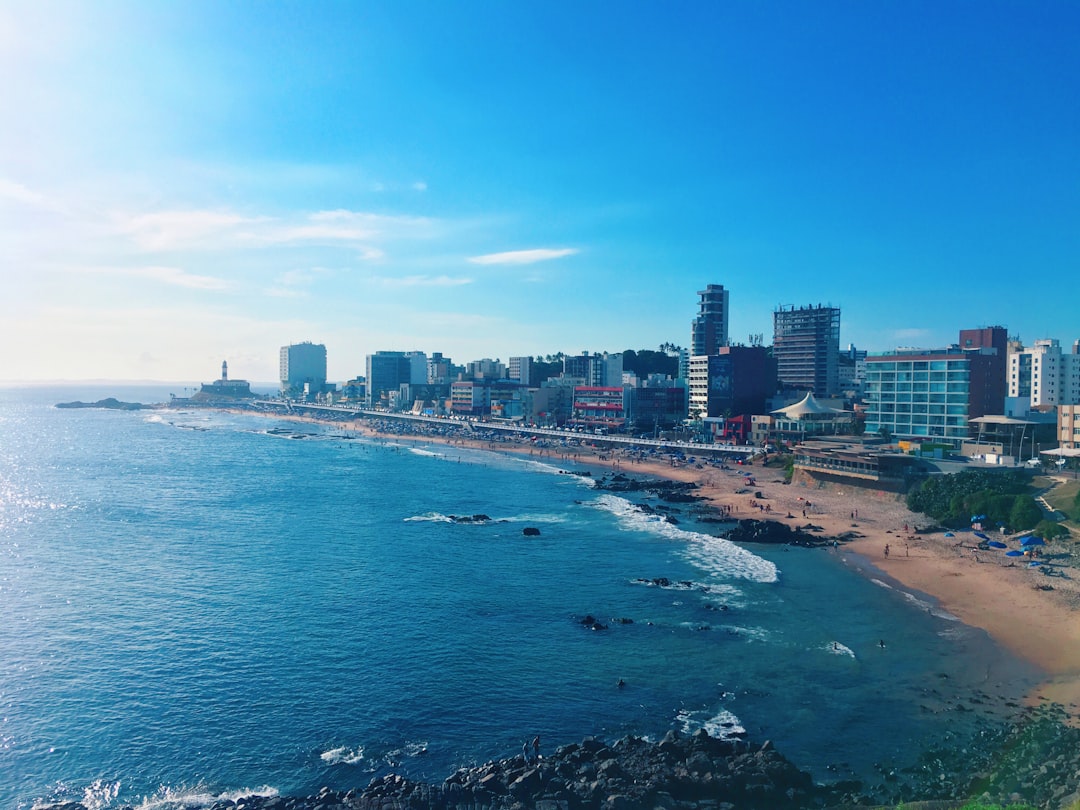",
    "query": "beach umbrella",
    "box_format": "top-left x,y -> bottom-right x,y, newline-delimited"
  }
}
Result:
1005,550 -> 1025,557
1028,561 -> 1044,567
1020,536 -> 1045,546
944,532 -> 955,538
987,541 -> 1007,549
973,531 -> 989,540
